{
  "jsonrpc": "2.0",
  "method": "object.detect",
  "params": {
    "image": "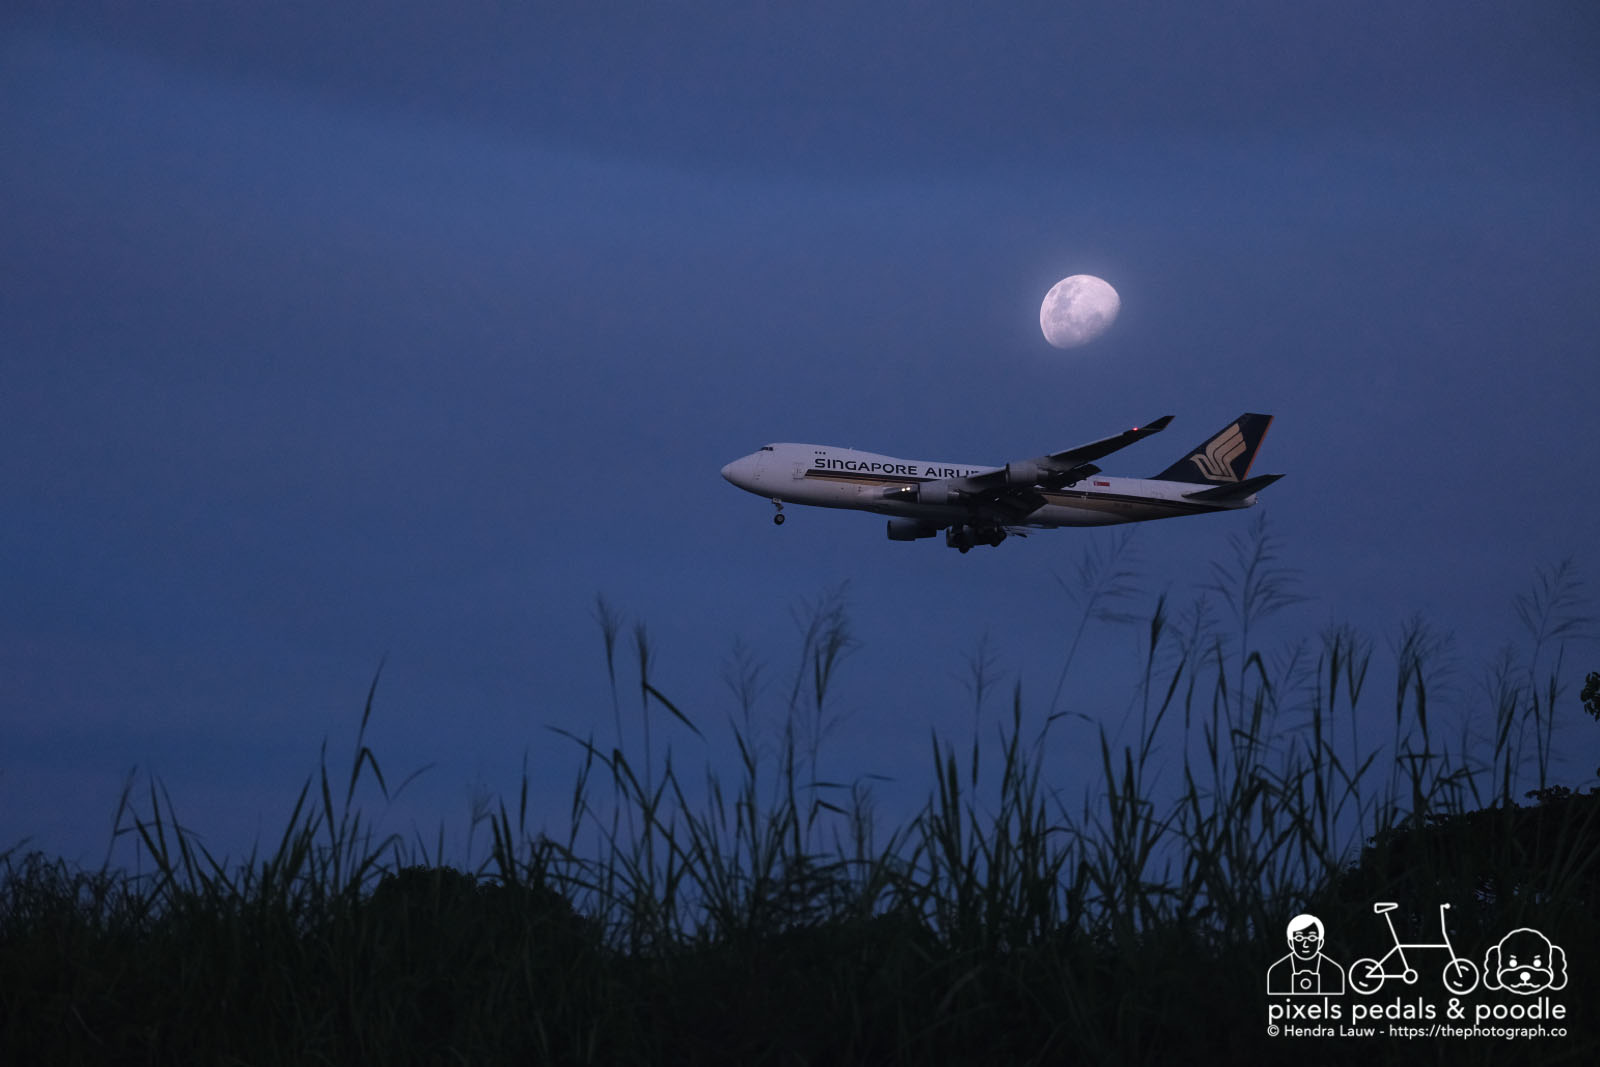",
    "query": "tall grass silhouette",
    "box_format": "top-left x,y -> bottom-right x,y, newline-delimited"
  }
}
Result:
3,520 -> 1595,1064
